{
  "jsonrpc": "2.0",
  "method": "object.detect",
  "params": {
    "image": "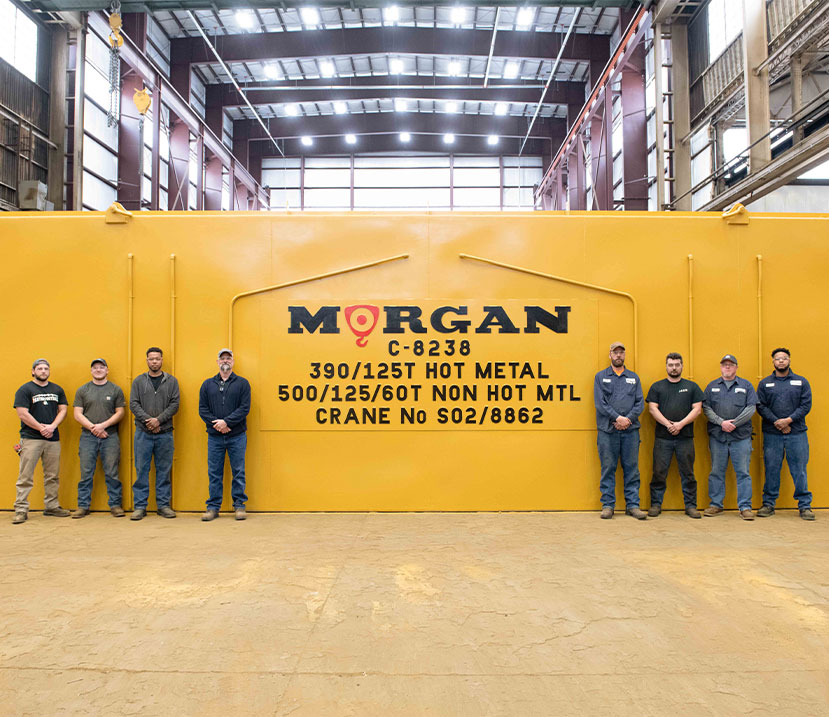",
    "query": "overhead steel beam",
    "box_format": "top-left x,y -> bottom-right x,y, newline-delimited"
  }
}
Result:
171,27 -> 611,66
35,1 -> 640,12
212,80 -> 587,108
237,113 -> 565,142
